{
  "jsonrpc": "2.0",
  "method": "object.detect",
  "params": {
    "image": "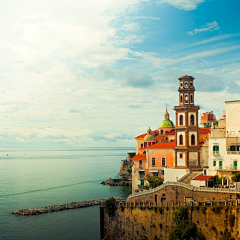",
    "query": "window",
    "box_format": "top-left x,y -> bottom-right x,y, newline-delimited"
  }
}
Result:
139,171 -> 145,179
141,143 -> 143,148
213,161 -> 216,166
161,170 -> 164,175
180,153 -> 183,158
213,145 -> 219,151
190,95 -> 193,103
219,161 -> 222,169
179,135 -> 183,145
234,161 -> 237,170
144,142 -> 147,148
161,130 -> 164,135
162,157 -> 166,167
180,115 -> 183,125
152,158 -> 156,166
153,172 -> 158,177
190,114 -> 194,125
185,95 -> 188,103
230,145 -> 236,151
204,169 -> 207,175
191,134 -> 195,145
143,151 -> 146,154
184,82 -> 188,88
180,95 -> 183,102
139,160 -> 142,167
